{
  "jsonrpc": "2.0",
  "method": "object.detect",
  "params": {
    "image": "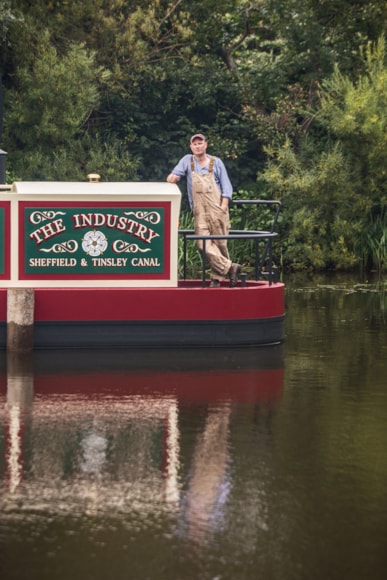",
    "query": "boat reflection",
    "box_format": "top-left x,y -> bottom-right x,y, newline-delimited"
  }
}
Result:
0,346 -> 283,542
